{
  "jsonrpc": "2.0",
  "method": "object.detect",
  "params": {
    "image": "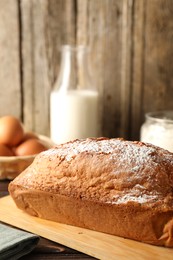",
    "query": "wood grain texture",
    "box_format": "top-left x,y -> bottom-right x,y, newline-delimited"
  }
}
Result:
120,0 -> 133,139
130,0 -> 173,140
21,0 -> 76,135
0,196 -> 172,260
143,0 -> 173,114
130,0 -> 146,140
77,0 -> 107,136
77,0 -> 131,138
0,0 -> 173,140
21,0 -> 52,135
0,0 -> 21,118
